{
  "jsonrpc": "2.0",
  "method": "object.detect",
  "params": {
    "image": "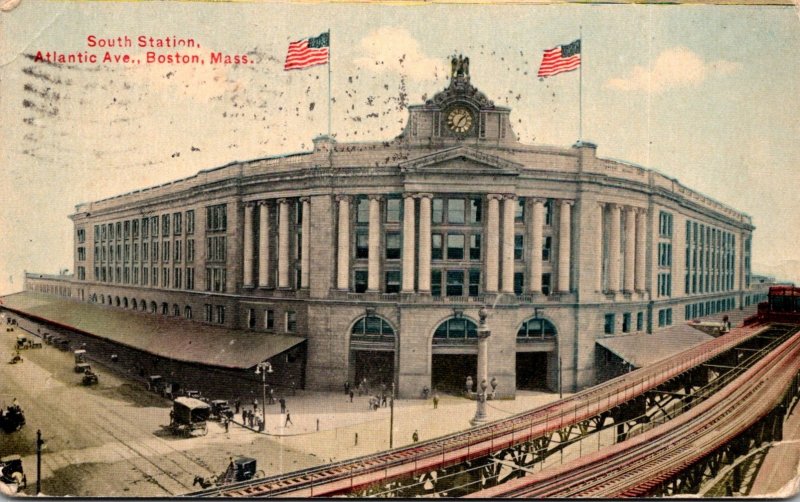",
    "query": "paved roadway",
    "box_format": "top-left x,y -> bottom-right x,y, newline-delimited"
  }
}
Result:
0,316 -> 566,497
